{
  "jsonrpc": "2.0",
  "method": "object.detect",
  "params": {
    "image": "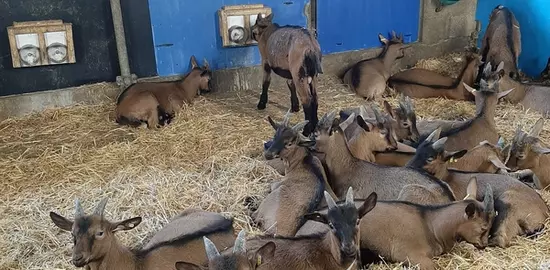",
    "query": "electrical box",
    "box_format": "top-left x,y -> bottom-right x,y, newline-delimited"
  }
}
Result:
218,4 -> 272,47
7,20 -> 76,68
